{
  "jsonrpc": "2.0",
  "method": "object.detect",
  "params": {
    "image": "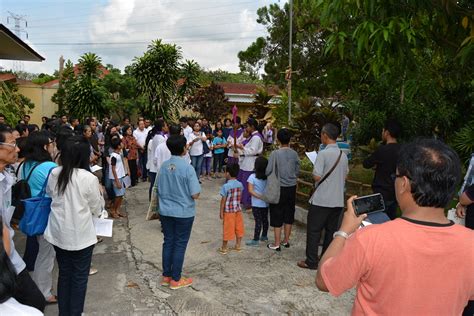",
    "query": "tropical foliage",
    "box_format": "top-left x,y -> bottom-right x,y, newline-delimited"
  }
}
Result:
130,40 -> 200,120
250,87 -> 273,120
0,81 -> 34,125
185,82 -> 229,123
